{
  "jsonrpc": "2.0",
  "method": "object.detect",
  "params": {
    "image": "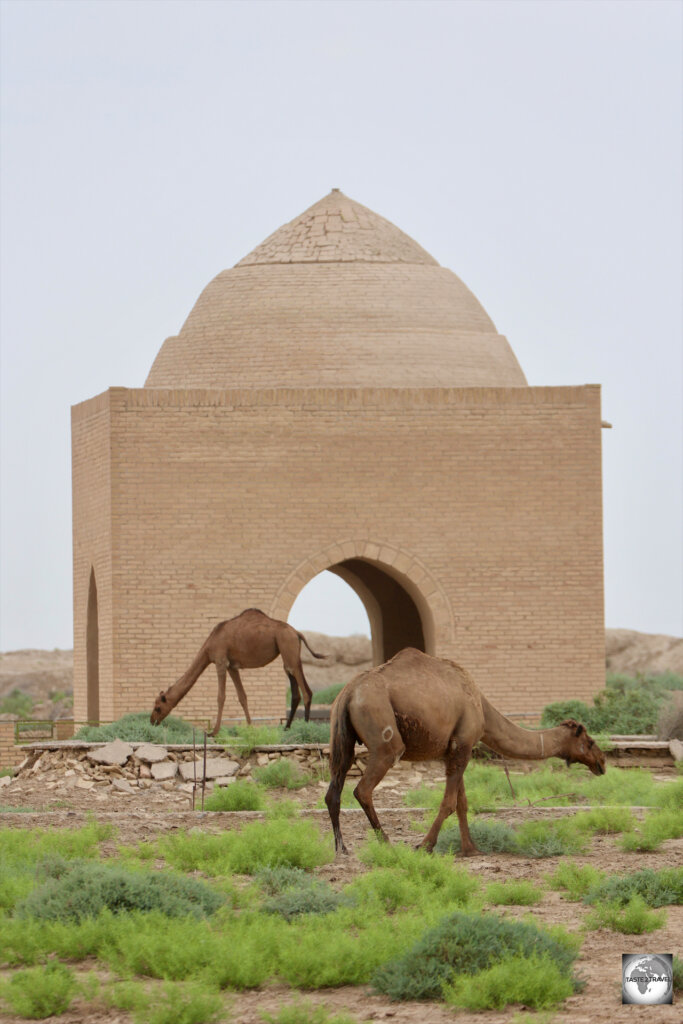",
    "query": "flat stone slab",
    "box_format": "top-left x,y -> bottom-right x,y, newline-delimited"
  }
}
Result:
179,758 -> 239,781
111,778 -> 136,794
669,738 -> 683,761
151,761 -> 178,781
88,740 -> 134,766
134,743 -> 169,764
